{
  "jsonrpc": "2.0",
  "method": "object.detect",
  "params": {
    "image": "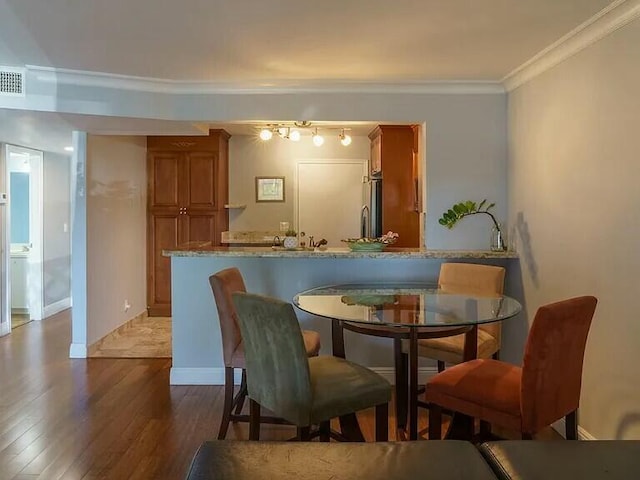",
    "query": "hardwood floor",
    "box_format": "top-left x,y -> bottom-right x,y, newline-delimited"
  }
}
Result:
0,310 -> 561,480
